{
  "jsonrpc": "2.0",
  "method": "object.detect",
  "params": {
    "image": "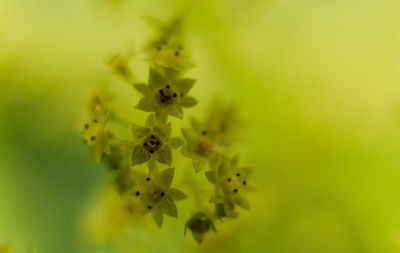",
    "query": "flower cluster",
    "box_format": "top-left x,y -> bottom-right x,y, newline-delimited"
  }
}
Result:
81,14 -> 254,245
